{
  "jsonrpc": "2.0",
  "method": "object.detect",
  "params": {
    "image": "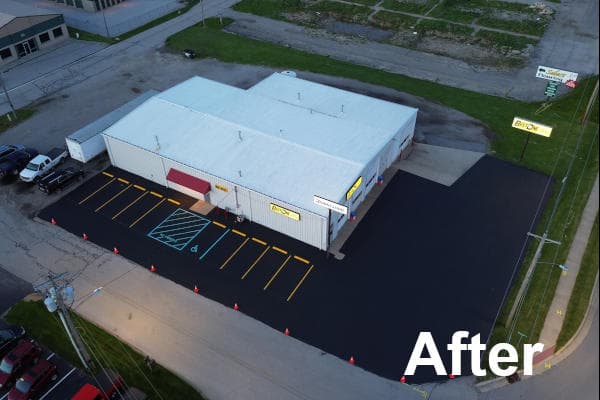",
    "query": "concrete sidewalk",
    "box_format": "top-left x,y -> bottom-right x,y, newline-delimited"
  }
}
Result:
538,175 -> 599,349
